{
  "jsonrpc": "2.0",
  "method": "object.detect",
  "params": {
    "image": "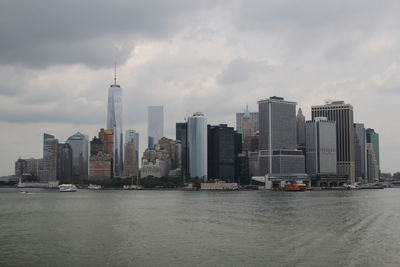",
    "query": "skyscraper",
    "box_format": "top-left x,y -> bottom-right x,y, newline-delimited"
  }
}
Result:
354,123 -> 367,181
366,143 -> 379,182
258,97 -> 305,175
187,112 -> 207,180
366,128 -> 380,172
107,71 -> 123,177
208,124 -> 236,182
296,108 -> 306,151
66,132 -> 89,180
40,133 -> 58,182
236,106 -> 259,135
305,118 -> 337,175
176,122 -> 188,177
124,130 -> 139,178
311,101 -> 355,183
125,130 -> 139,155
236,106 -> 259,152
57,143 -> 73,181
148,106 -> 164,149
